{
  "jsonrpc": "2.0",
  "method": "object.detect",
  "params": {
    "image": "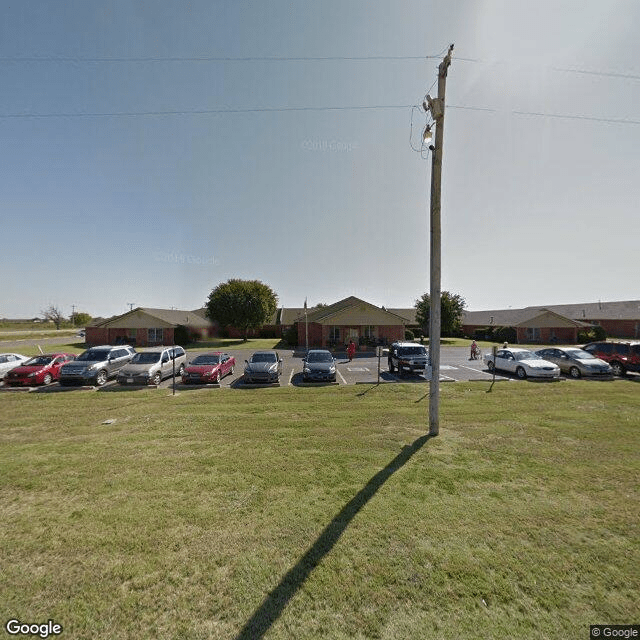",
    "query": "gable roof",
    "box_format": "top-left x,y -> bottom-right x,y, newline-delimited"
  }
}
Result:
463,307 -> 592,328
304,296 -> 408,324
95,307 -> 213,329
